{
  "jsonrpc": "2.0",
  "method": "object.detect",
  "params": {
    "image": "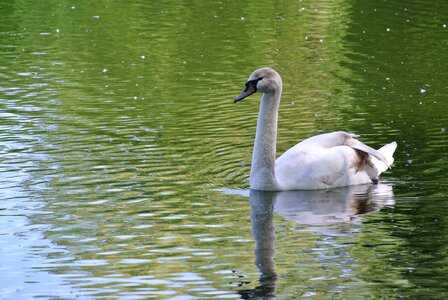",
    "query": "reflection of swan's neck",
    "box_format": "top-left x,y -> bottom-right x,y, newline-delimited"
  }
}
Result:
250,91 -> 281,191
249,190 -> 278,298
250,191 -> 277,277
